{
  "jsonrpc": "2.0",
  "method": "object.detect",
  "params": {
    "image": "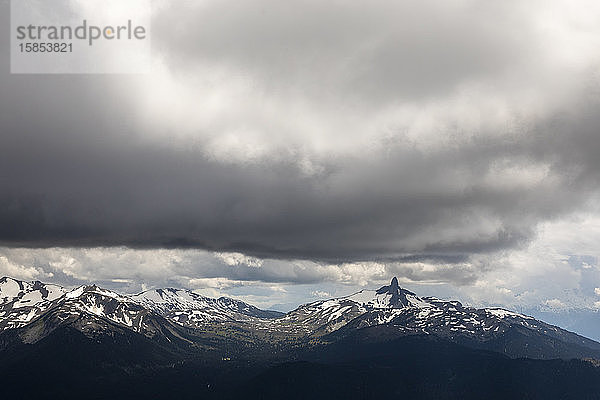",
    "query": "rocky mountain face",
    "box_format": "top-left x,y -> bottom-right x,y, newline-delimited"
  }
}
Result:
1,276 -> 599,360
